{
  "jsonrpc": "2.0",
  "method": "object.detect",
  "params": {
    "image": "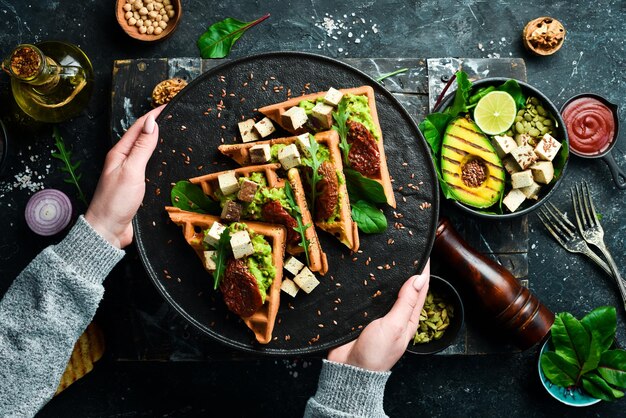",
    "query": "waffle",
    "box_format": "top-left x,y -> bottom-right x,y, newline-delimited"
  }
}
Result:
218,131 -> 359,252
165,207 -> 286,344
188,163 -> 327,274
258,86 -> 396,208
